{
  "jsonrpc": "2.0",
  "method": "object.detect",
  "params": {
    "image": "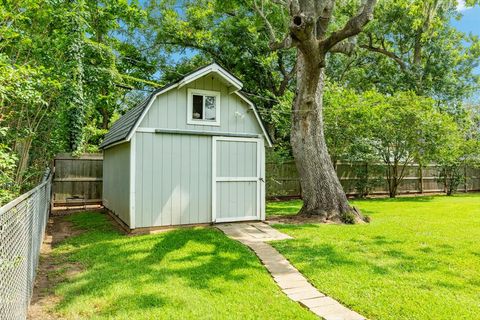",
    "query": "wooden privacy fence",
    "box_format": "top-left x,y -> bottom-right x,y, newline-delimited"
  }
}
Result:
52,153 -> 103,207
51,154 -> 480,203
267,161 -> 480,198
